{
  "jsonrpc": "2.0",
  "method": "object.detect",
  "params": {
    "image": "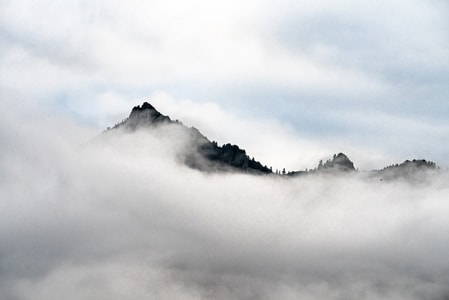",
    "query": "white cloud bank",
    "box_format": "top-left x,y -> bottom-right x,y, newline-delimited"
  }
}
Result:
1,106 -> 449,300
